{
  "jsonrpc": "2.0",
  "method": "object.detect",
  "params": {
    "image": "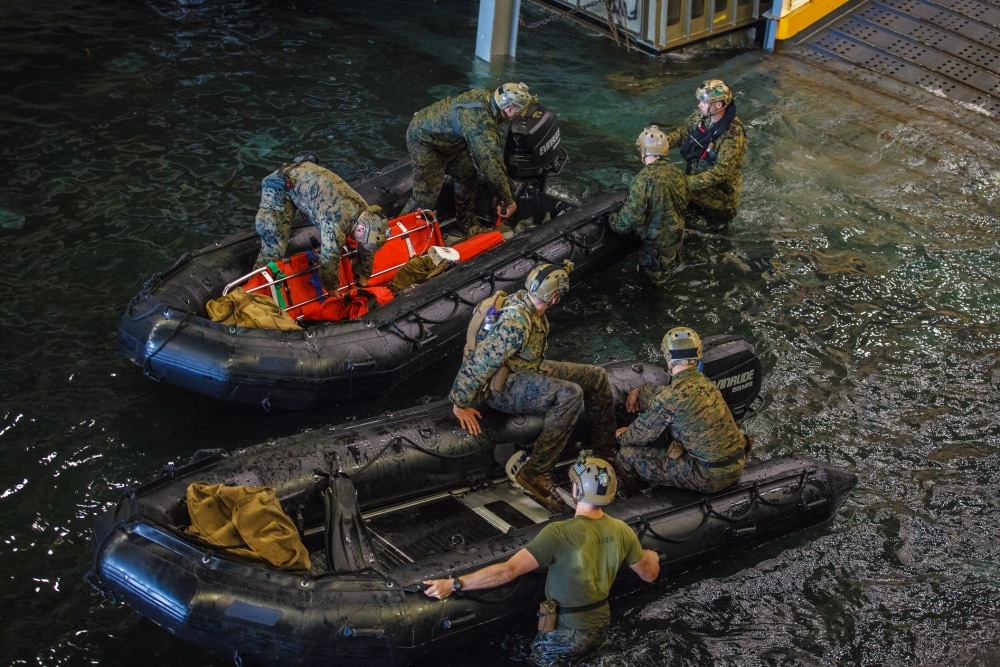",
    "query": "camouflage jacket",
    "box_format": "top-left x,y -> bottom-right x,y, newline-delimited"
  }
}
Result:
448,290 -> 547,407
609,158 -> 688,256
283,161 -> 374,278
664,109 -> 747,211
407,89 -> 514,206
617,368 -> 745,465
